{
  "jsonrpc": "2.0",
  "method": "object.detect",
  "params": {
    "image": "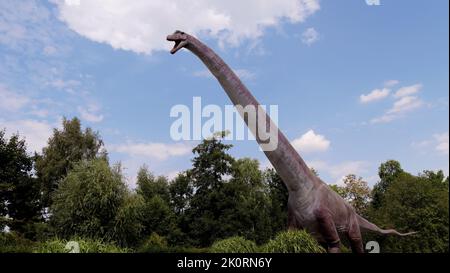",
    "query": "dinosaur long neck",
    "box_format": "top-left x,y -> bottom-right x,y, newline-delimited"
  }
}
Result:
185,37 -> 320,193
